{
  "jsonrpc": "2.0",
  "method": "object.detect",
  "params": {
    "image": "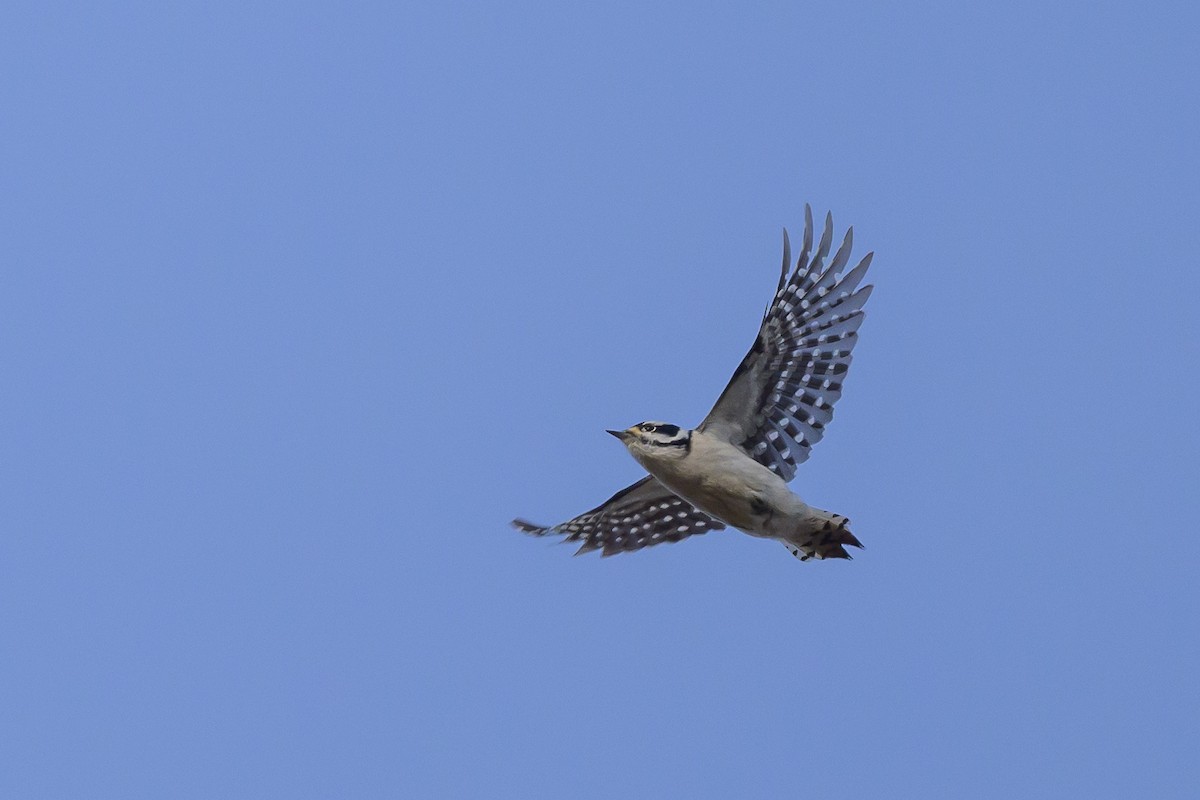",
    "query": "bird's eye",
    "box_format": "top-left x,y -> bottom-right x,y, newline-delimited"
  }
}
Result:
642,424 -> 656,432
